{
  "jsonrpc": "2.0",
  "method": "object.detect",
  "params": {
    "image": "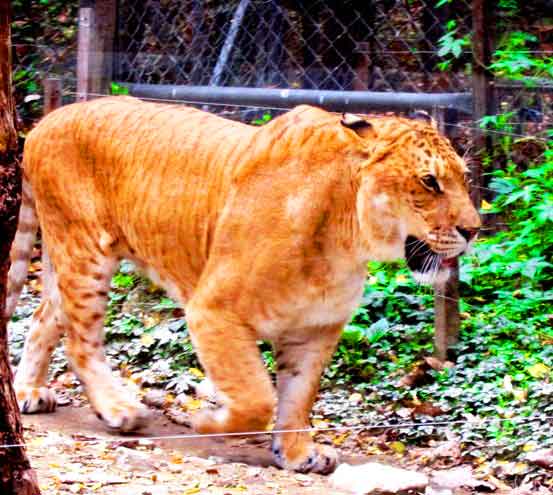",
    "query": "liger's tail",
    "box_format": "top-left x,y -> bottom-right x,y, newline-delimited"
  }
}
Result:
4,178 -> 39,319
